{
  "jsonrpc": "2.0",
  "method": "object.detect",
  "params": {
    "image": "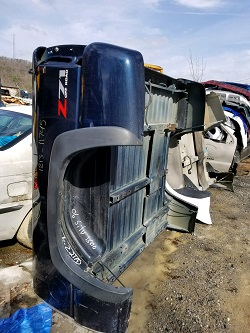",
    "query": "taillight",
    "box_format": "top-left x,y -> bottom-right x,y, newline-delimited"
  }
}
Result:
34,167 -> 38,190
